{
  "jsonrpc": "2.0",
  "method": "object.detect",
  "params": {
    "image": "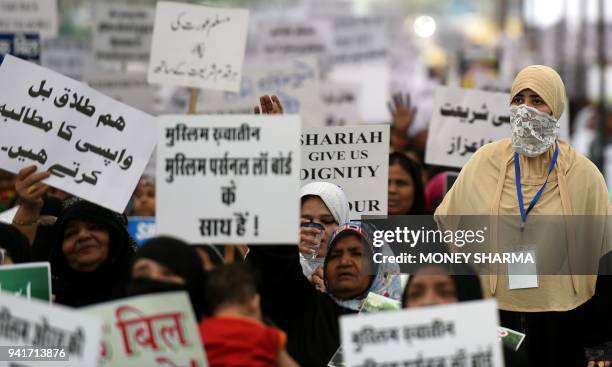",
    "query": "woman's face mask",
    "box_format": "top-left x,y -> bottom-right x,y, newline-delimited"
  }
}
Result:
510,104 -> 559,157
